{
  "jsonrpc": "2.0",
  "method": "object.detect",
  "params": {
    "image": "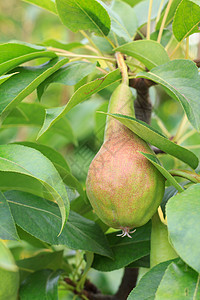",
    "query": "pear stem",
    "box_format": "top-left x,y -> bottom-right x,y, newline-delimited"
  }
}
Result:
115,52 -> 129,86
